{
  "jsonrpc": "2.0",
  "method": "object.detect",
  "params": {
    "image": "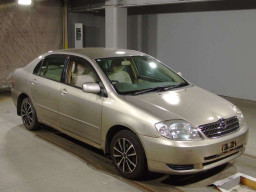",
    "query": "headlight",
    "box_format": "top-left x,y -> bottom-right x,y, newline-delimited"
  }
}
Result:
155,120 -> 203,141
232,106 -> 246,127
